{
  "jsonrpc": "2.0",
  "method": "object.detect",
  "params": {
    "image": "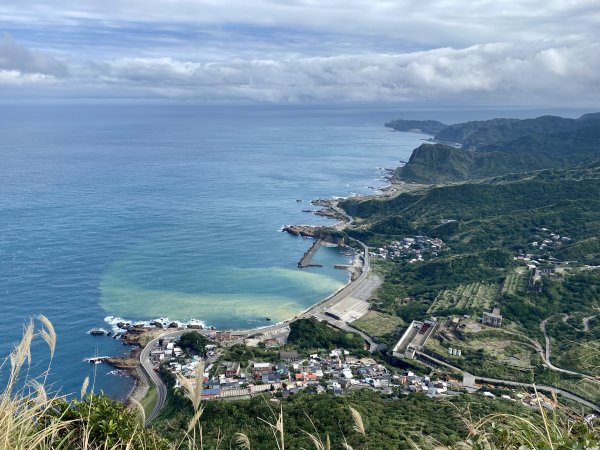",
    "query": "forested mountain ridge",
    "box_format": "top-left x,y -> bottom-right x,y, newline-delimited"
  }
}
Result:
384,118 -> 449,135
341,160 -> 600,262
389,113 -> 600,183
435,114 -> 596,148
